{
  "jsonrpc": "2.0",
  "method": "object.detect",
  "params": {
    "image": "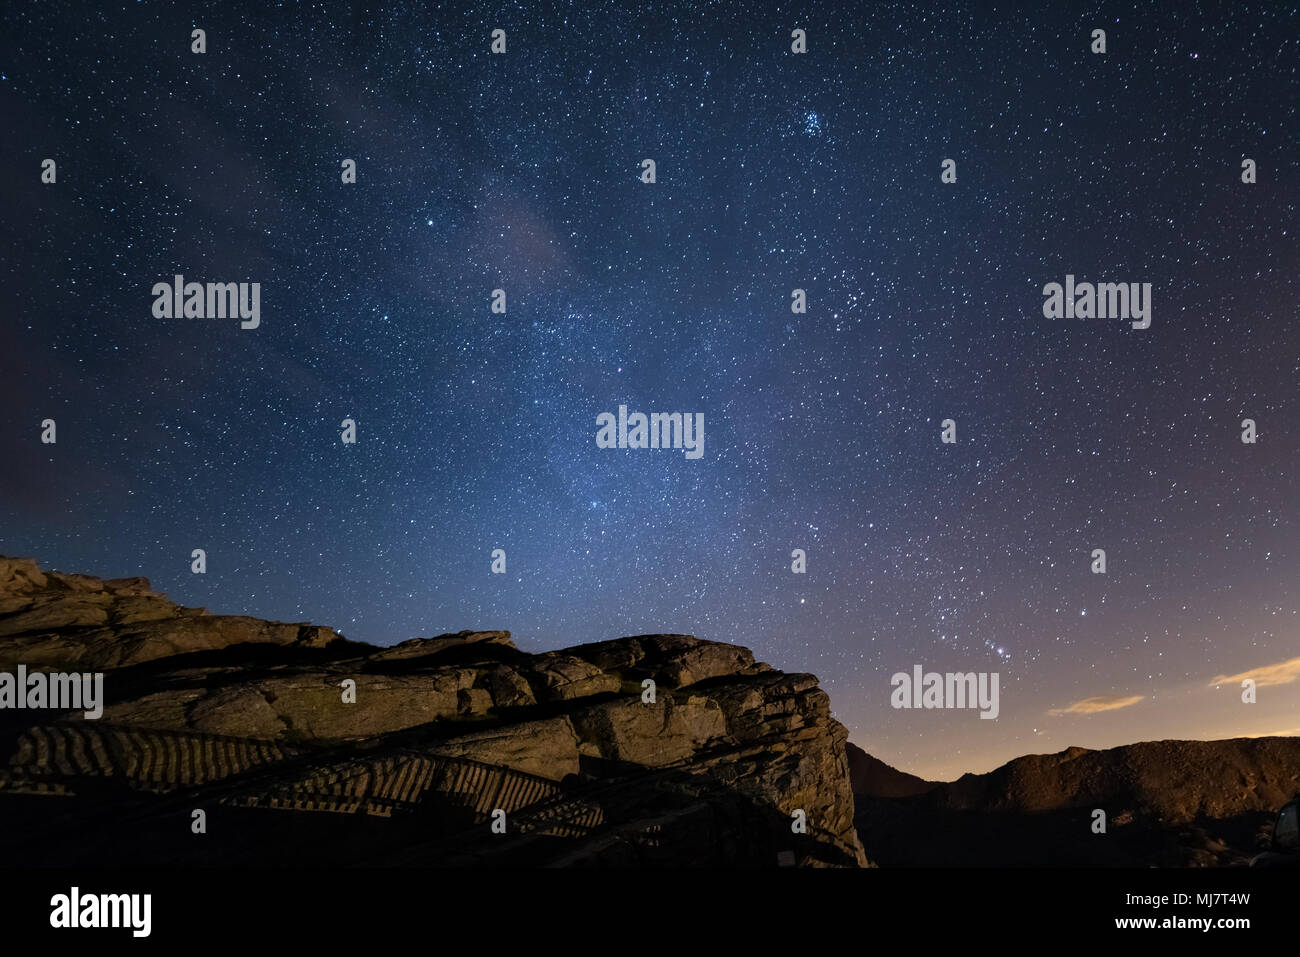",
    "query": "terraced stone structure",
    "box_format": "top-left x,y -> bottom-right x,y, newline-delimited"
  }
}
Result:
0,556 -> 868,867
